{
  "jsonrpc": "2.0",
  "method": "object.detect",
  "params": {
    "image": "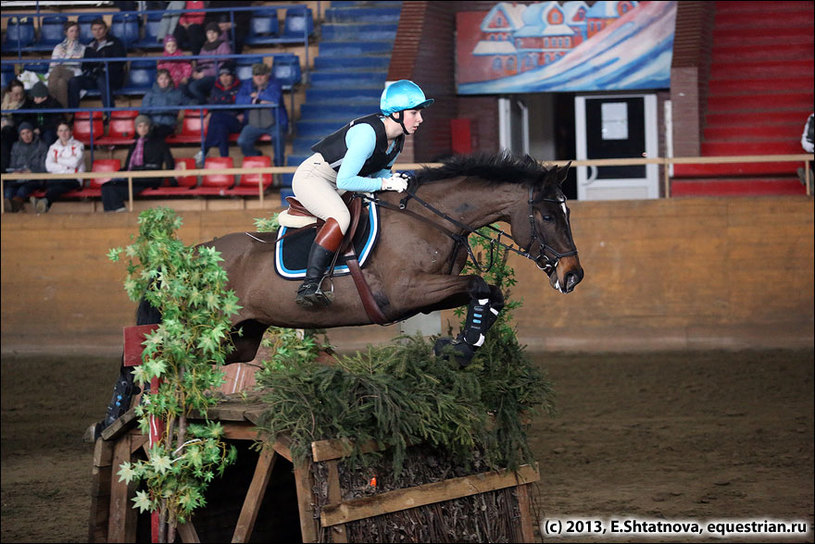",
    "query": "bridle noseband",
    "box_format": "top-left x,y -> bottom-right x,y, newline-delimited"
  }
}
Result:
364,184 -> 578,277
